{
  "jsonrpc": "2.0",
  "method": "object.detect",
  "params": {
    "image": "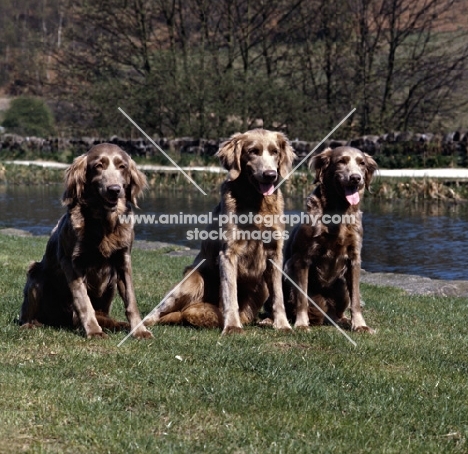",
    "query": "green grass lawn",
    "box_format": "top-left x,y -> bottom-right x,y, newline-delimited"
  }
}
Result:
1,235 -> 467,453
